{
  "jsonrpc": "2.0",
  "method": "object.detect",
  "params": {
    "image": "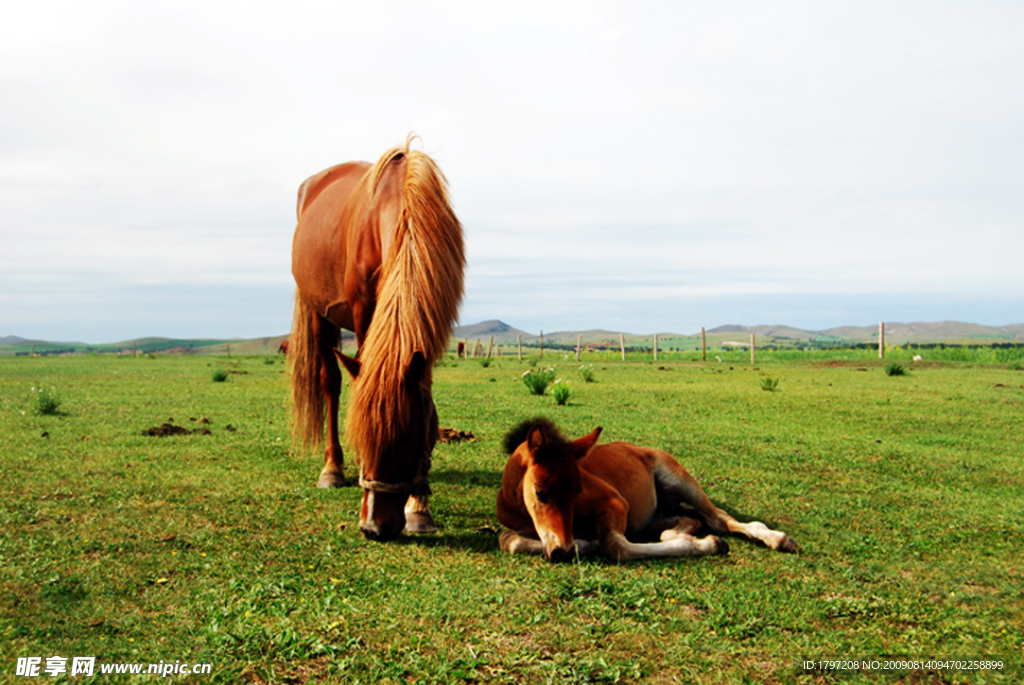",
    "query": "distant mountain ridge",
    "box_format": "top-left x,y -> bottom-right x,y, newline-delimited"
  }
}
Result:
3,320 -> 1022,356
454,320 -> 1024,347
